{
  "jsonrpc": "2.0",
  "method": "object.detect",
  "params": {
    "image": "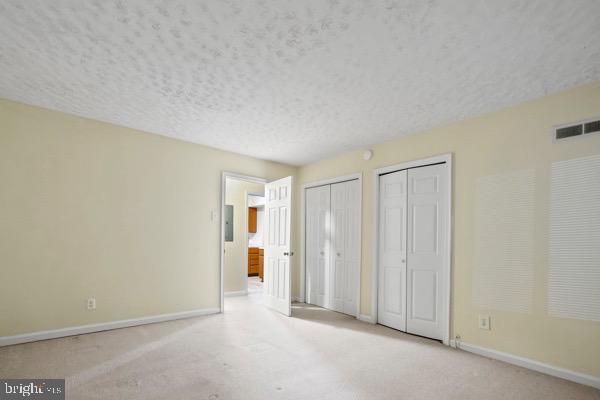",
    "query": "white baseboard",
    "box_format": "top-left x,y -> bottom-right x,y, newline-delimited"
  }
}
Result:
0,308 -> 220,347
449,340 -> 600,389
357,314 -> 375,323
224,290 -> 247,297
